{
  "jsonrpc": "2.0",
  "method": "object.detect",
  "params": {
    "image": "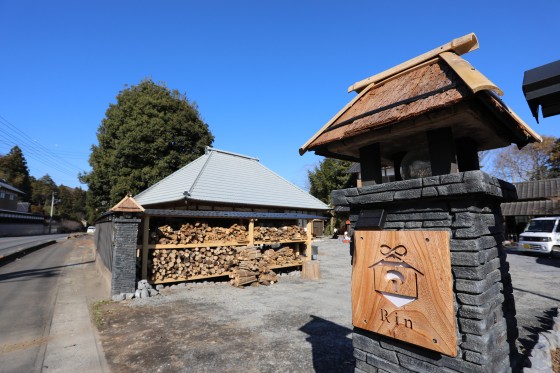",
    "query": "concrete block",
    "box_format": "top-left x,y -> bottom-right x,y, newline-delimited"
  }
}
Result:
458,297 -> 503,320
452,258 -> 501,280
451,247 -> 498,267
421,187 -> 439,197
397,353 -> 444,373
394,189 -> 422,200
422,176 -> 441,186
461,320 -> 508,352
455,270 -> 501,294
355,359 -> 377,373
354,348 -> 367,362
440,173 -> 464,184
423,219 -> 451,227
366,353 -> 415,373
